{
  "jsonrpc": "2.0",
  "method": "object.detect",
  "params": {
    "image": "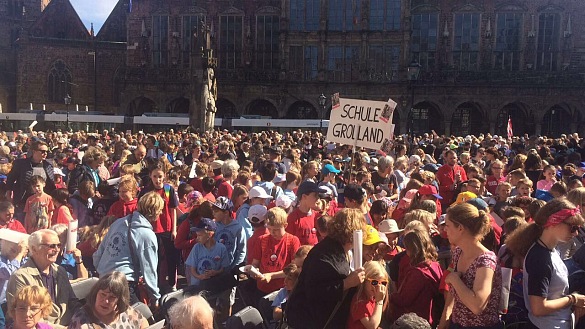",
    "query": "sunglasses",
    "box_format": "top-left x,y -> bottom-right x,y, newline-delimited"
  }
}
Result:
40,243 -> 61,250
367,278 -> 388,287
565,223 -> 580,233
36,149 -> 48,154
